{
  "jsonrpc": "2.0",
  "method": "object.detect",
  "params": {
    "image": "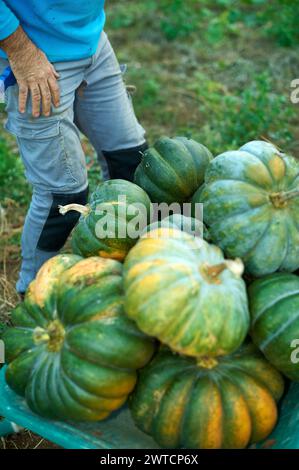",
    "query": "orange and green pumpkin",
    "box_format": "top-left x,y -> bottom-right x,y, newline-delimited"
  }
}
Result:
249,272 -> 299,381
59,179 -> 152,261
130,343 -> 284,449
197,140 -> 299,277
134,136 -> 213,204
124,227 -> 249,358
2,254 -> 155,421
